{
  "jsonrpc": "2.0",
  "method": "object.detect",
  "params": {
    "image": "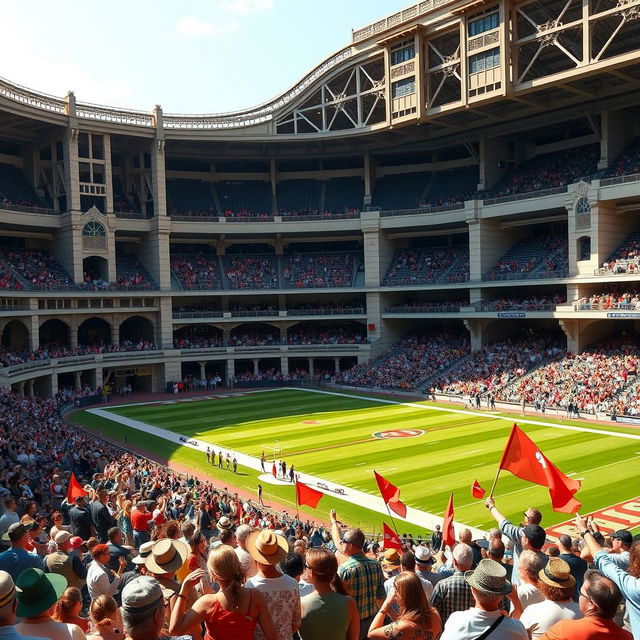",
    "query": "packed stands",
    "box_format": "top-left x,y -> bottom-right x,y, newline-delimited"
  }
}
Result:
171,252 -> 223,290
419,166 -> 479,208
434,334 -> 565,397
598,231 -> 640,274
173,326 -> 223,349
477,294 -> 566,311
229,301 -> 278,315
607,136 -> 640,177
484,235 -> 567,280
486,144 -> 600,197
383,247 -> 469,285
1,248 -> 75,290
223,255 -> 279,289
286,300 -> 365,314
166,178 -> 216,217
115,253 -> 156,290
337,331 -> 469,390
386,300 -> 467,312
287,321 -> 367,344
0,162 -> 50,211
217,180 -> 272,216
282,252 -> 357,288
229,325 -> 280,346
576,290 -> 640,310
